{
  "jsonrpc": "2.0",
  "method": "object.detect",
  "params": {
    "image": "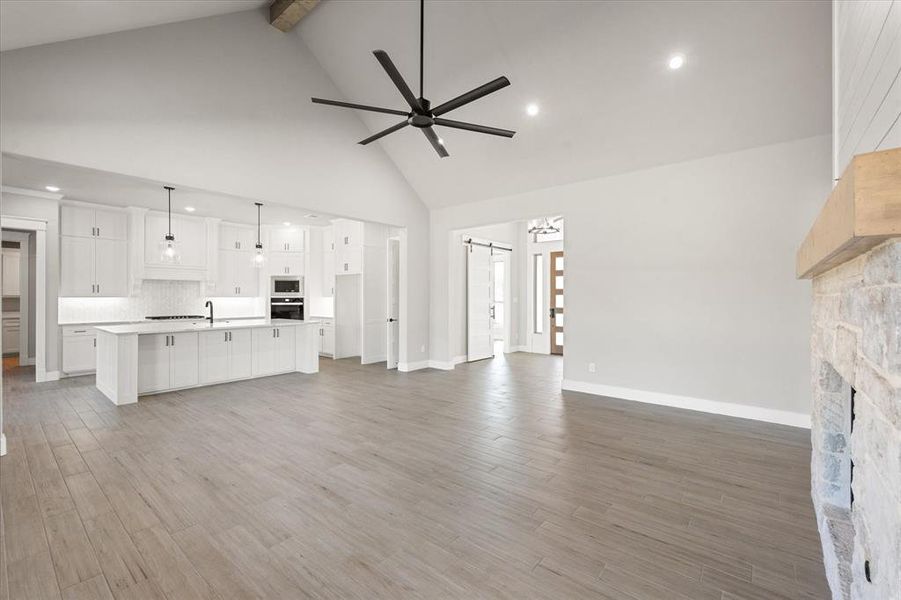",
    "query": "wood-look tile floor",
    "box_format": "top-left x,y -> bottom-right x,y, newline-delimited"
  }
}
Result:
0,352 -> 828,599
